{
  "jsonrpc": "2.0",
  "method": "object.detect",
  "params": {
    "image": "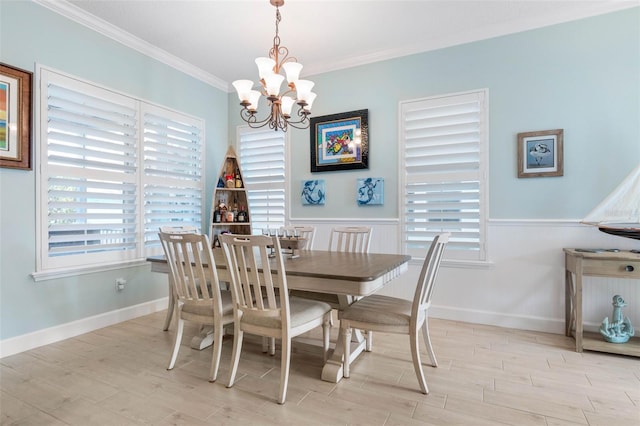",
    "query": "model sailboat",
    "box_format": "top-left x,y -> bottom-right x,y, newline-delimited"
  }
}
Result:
582,163 -> 640,240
